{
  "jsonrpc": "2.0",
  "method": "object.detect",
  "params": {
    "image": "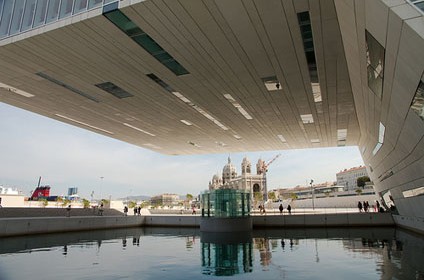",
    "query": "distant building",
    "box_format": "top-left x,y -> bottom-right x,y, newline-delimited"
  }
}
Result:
336,166 -> 369,191
68,187 -> 78,196
150,193 -> 179,207
0,186 -> 19,195
208,156 -> 267,201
